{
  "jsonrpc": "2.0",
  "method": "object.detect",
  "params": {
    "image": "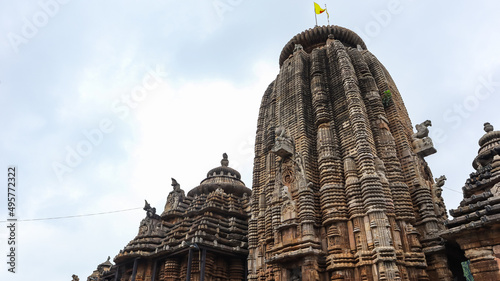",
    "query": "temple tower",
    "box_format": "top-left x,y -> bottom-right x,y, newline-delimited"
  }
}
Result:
248,26 -> 451,281
103,154 -> 251,281
442,123 -> 500,280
